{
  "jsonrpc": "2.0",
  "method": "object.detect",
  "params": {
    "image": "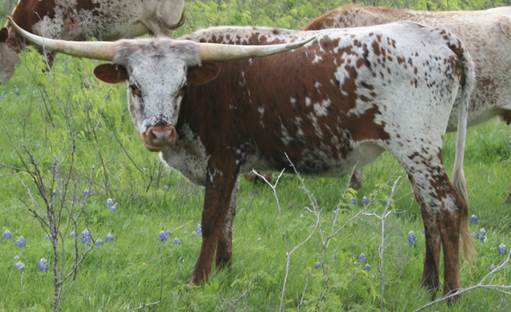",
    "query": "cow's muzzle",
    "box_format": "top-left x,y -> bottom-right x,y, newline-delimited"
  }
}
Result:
142,124 -> 178,152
